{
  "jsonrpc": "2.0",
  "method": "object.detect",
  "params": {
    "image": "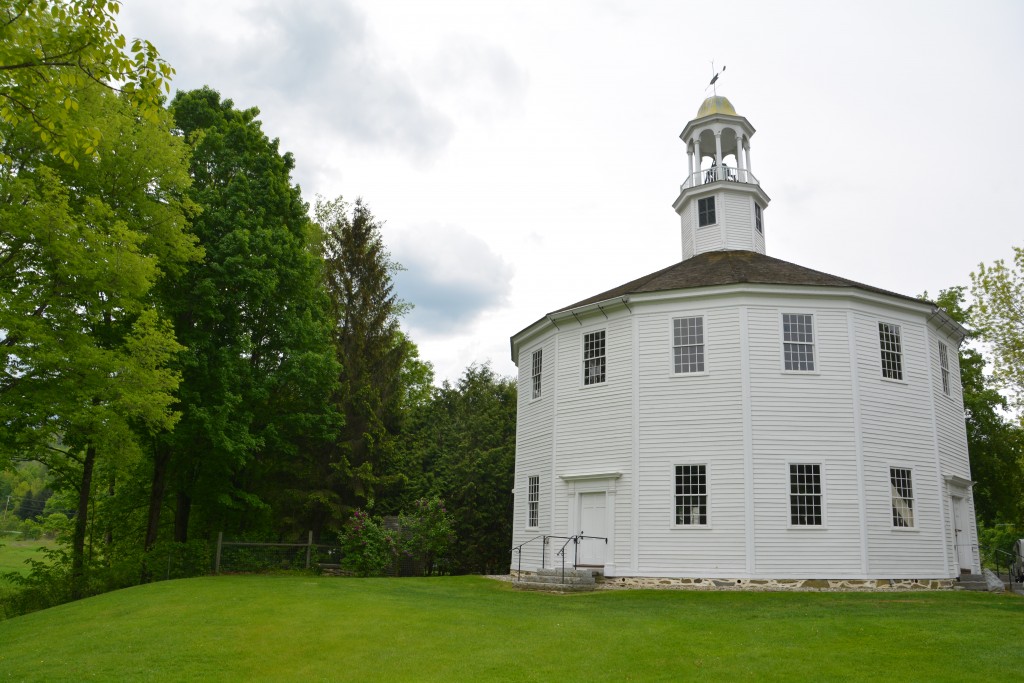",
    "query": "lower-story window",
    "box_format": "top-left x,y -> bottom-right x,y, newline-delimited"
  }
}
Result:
890,467 -> 915,528
789,463 -> 823,526
675,464 -> 707,525
527,475 -> 539,528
